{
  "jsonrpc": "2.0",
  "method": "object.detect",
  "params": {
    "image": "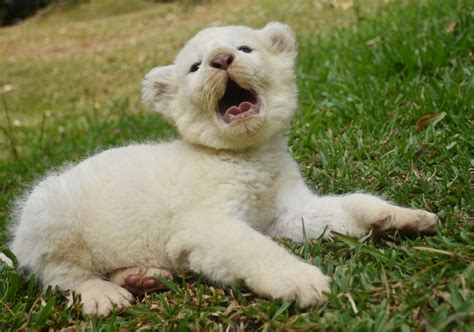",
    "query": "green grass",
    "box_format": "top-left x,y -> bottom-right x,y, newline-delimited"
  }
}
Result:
1,0 -> 473,330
